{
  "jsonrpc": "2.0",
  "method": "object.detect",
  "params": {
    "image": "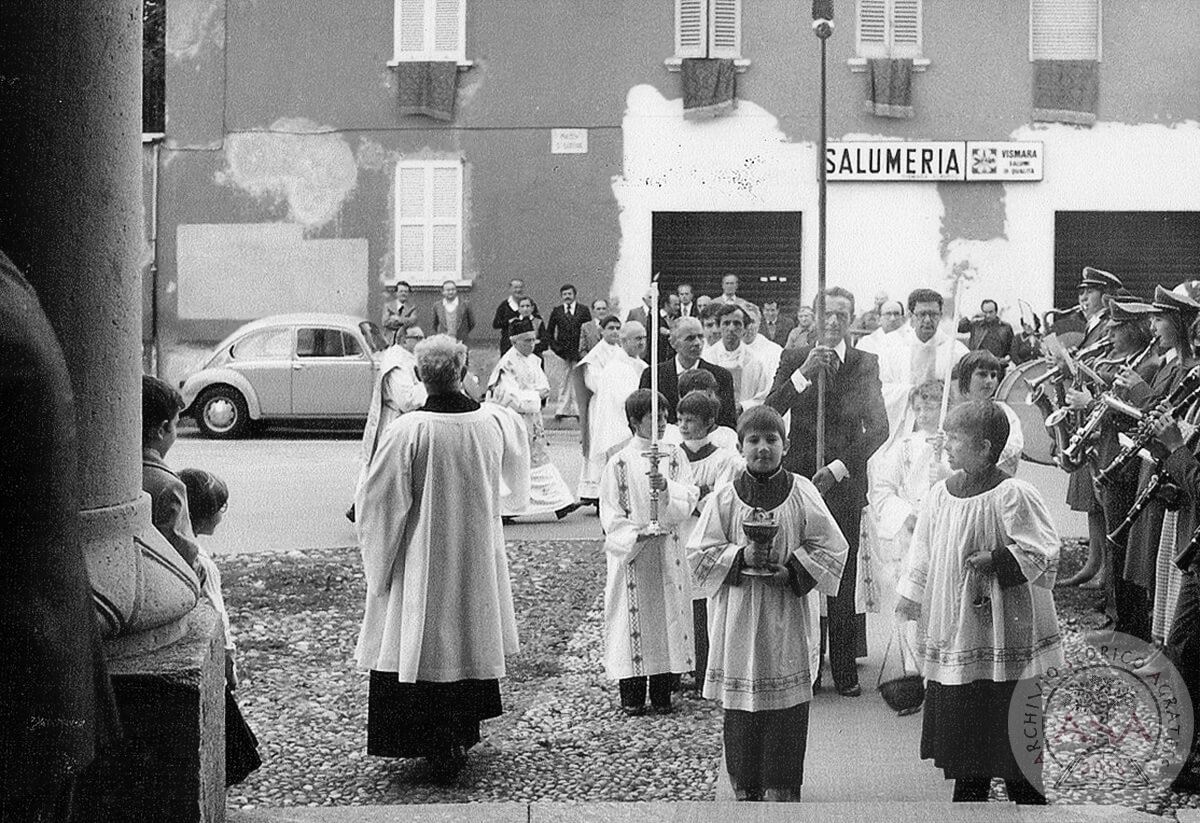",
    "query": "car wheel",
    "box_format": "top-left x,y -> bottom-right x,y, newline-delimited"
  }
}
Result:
195,386 -> 249,439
